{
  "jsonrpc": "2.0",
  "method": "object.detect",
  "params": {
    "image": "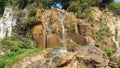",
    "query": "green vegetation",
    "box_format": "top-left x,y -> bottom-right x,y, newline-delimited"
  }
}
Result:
0,1 -> 45,67
68,0 -> 100,19
0,0 -> 120,67
0,49 -> 39,68
117,57 -> 120,68
0,0 -> 6,16
108,2 -> 120,16
104,48 -> 115,56
50,0 -> 114,19
0,31 -> 37,68
0,35 -> 35,51
0,0 -> 115,18
0,0 -> 50,16
69,43 -> 81,47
